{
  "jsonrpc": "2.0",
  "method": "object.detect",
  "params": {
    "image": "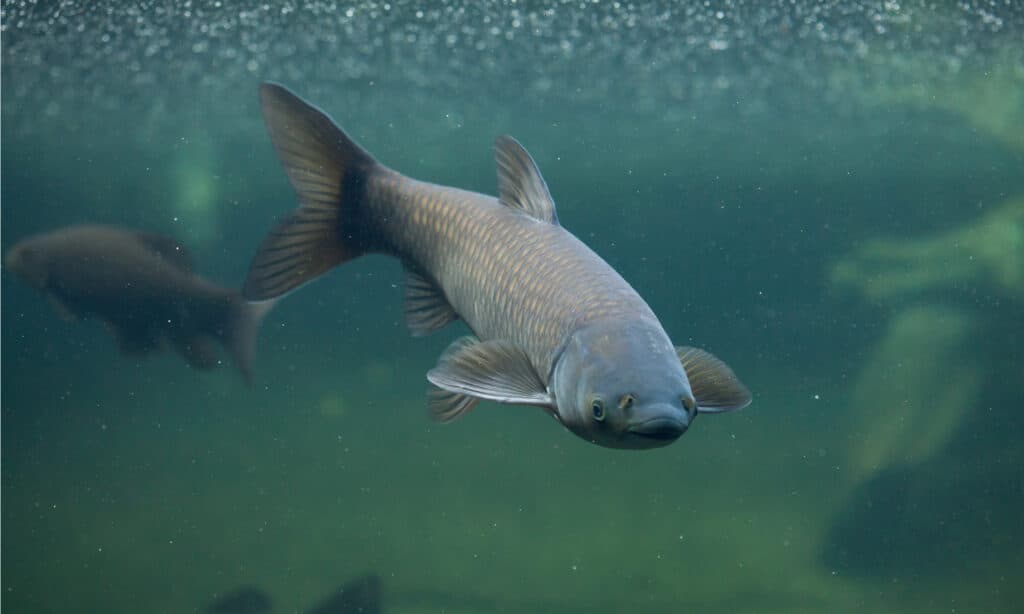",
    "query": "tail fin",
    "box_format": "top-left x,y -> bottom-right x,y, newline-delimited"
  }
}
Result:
243,82 -> 378,301
224,296 -> 277,383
